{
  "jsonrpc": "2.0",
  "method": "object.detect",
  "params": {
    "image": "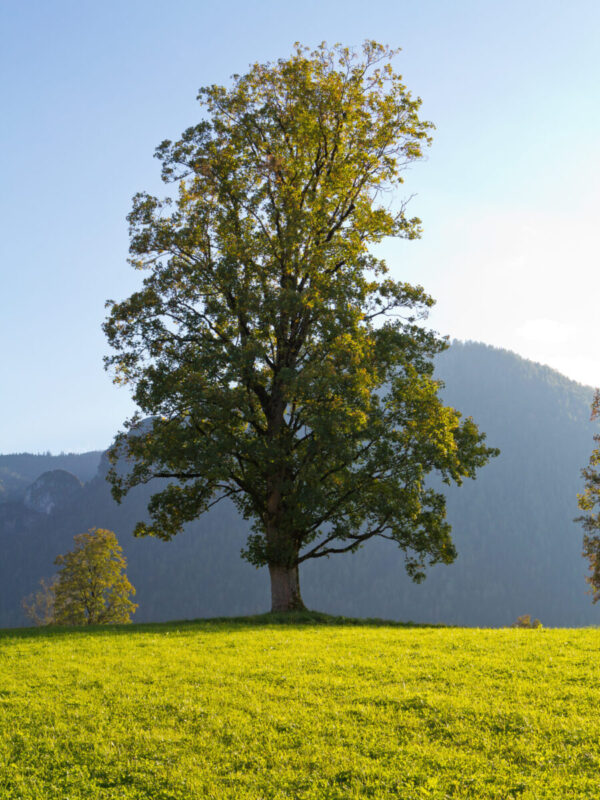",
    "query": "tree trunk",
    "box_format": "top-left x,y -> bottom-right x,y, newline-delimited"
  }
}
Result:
268,563 -> 305,612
